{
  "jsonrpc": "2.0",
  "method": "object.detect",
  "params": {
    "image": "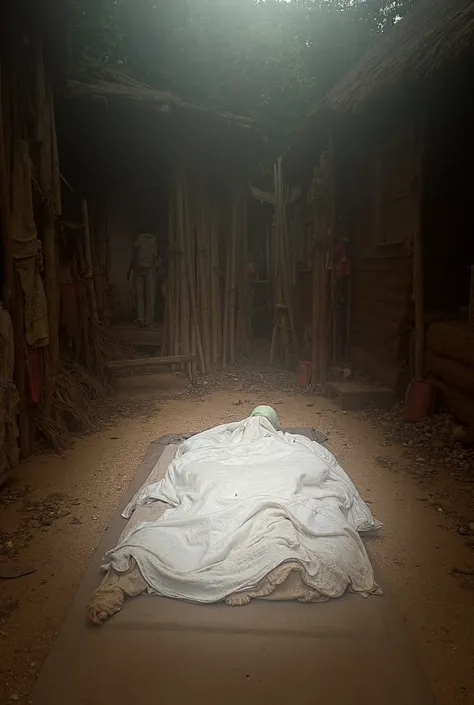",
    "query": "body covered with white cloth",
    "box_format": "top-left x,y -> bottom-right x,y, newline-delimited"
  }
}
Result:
87,415 -> 382,624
